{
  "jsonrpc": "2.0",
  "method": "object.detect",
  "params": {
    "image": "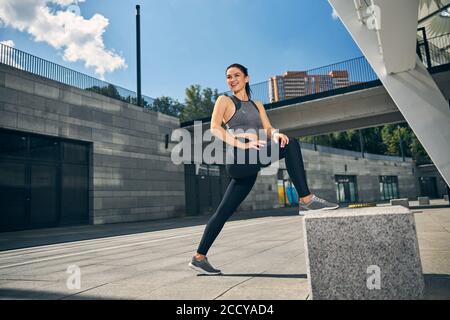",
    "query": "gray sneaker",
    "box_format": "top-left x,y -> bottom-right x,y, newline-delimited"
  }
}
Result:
299,194 -> 339,215
188,257 -> 222,275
